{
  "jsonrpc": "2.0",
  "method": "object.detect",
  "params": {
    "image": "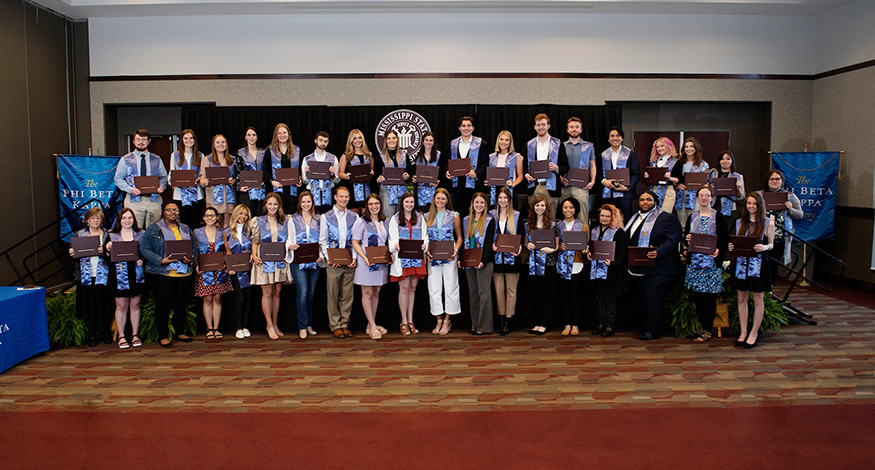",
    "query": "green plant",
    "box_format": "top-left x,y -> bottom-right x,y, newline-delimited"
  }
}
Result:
137,292 -> 198,344
723,283 -> 789,333
46,290 -> 86,348
668,281 -> 701,338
